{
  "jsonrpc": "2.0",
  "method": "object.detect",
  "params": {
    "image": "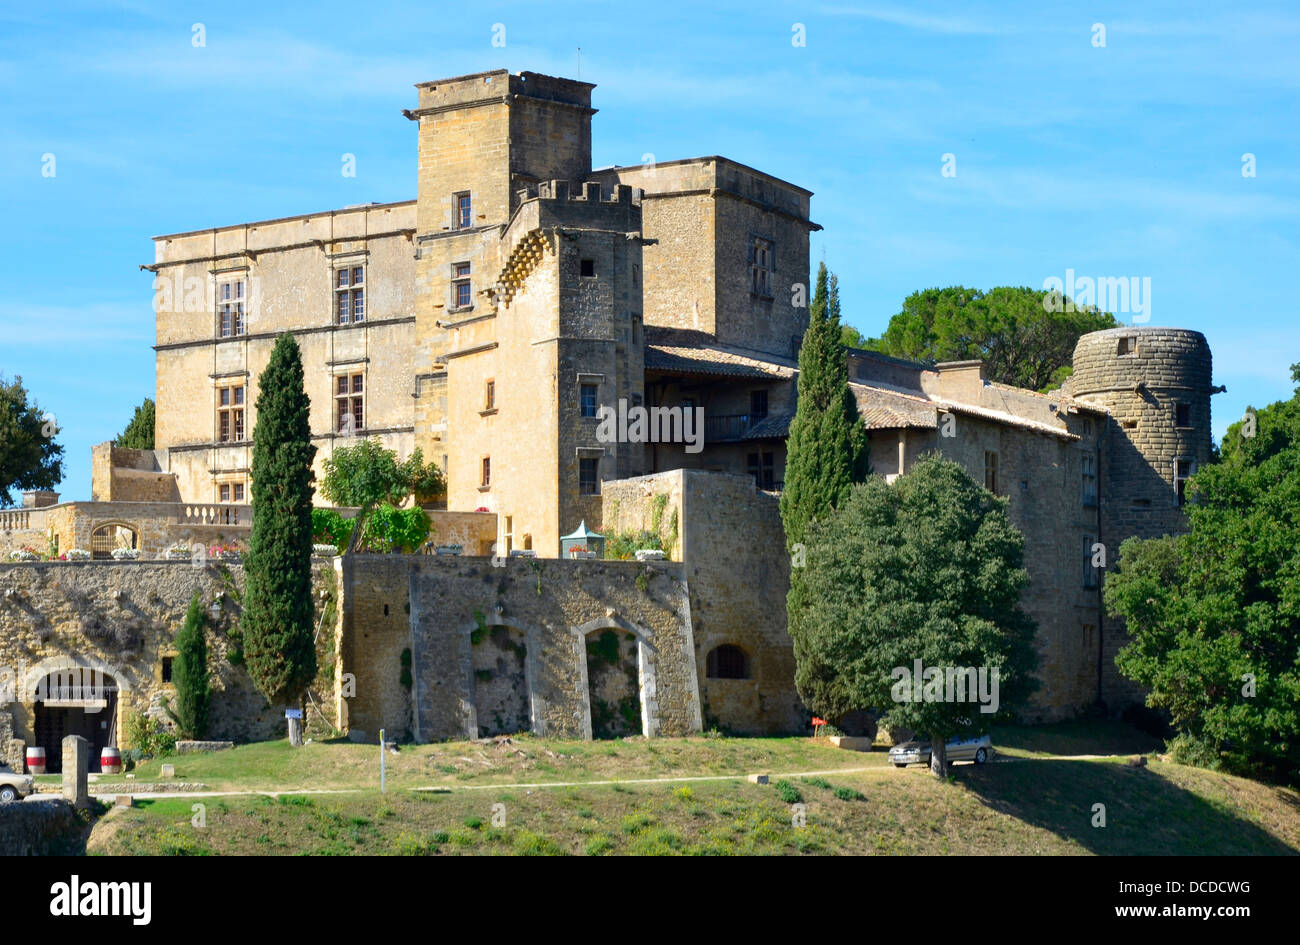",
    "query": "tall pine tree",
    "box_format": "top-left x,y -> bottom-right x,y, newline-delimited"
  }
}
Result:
243,334 -> 317,736
779,262 -> 867,547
